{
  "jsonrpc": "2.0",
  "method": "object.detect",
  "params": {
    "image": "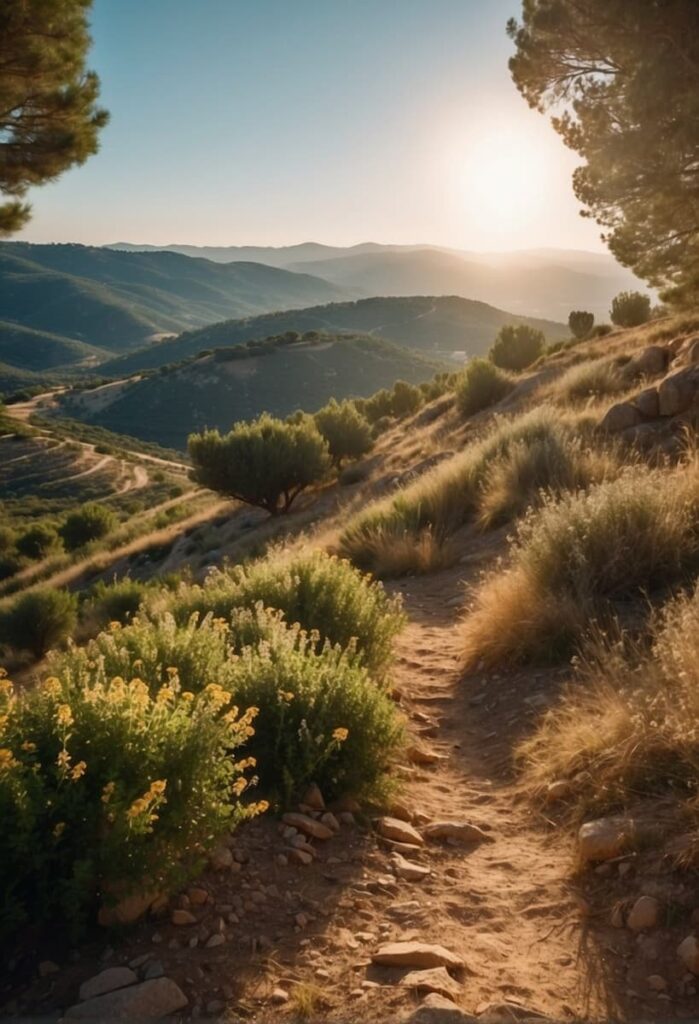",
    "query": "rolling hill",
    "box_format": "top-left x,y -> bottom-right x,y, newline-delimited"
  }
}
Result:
99,295 -> 566,377
110,240 -> 649,321
0,243 -> 348,364
56,333 -> 446,449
